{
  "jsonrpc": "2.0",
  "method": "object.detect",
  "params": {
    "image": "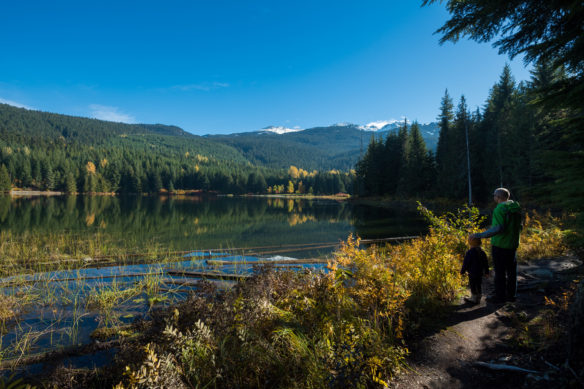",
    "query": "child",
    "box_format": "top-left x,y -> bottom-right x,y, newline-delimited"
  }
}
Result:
460,237 -> 489,304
